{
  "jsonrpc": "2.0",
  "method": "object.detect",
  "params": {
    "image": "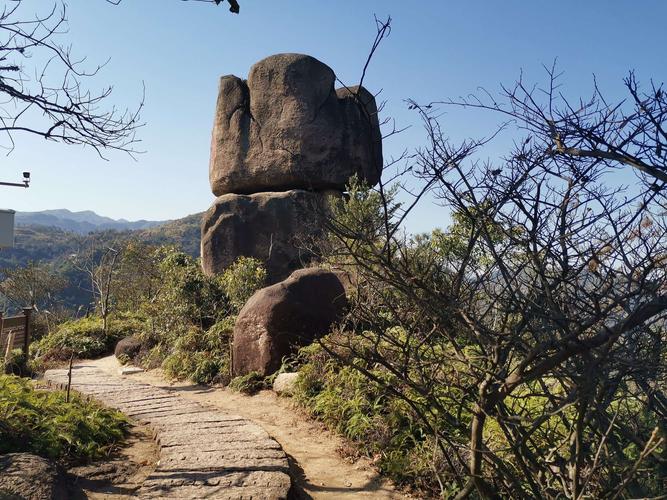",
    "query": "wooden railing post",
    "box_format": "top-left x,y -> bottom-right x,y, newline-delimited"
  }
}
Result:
22,307 -> 32,357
